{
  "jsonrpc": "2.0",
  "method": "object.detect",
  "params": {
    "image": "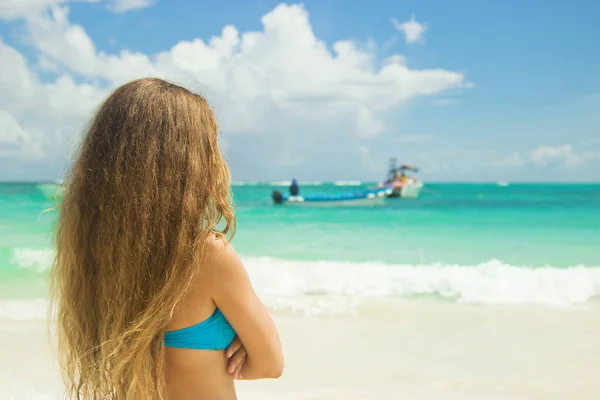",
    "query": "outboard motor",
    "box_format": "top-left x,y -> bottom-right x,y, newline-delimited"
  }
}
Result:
272,190 -> 284,204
